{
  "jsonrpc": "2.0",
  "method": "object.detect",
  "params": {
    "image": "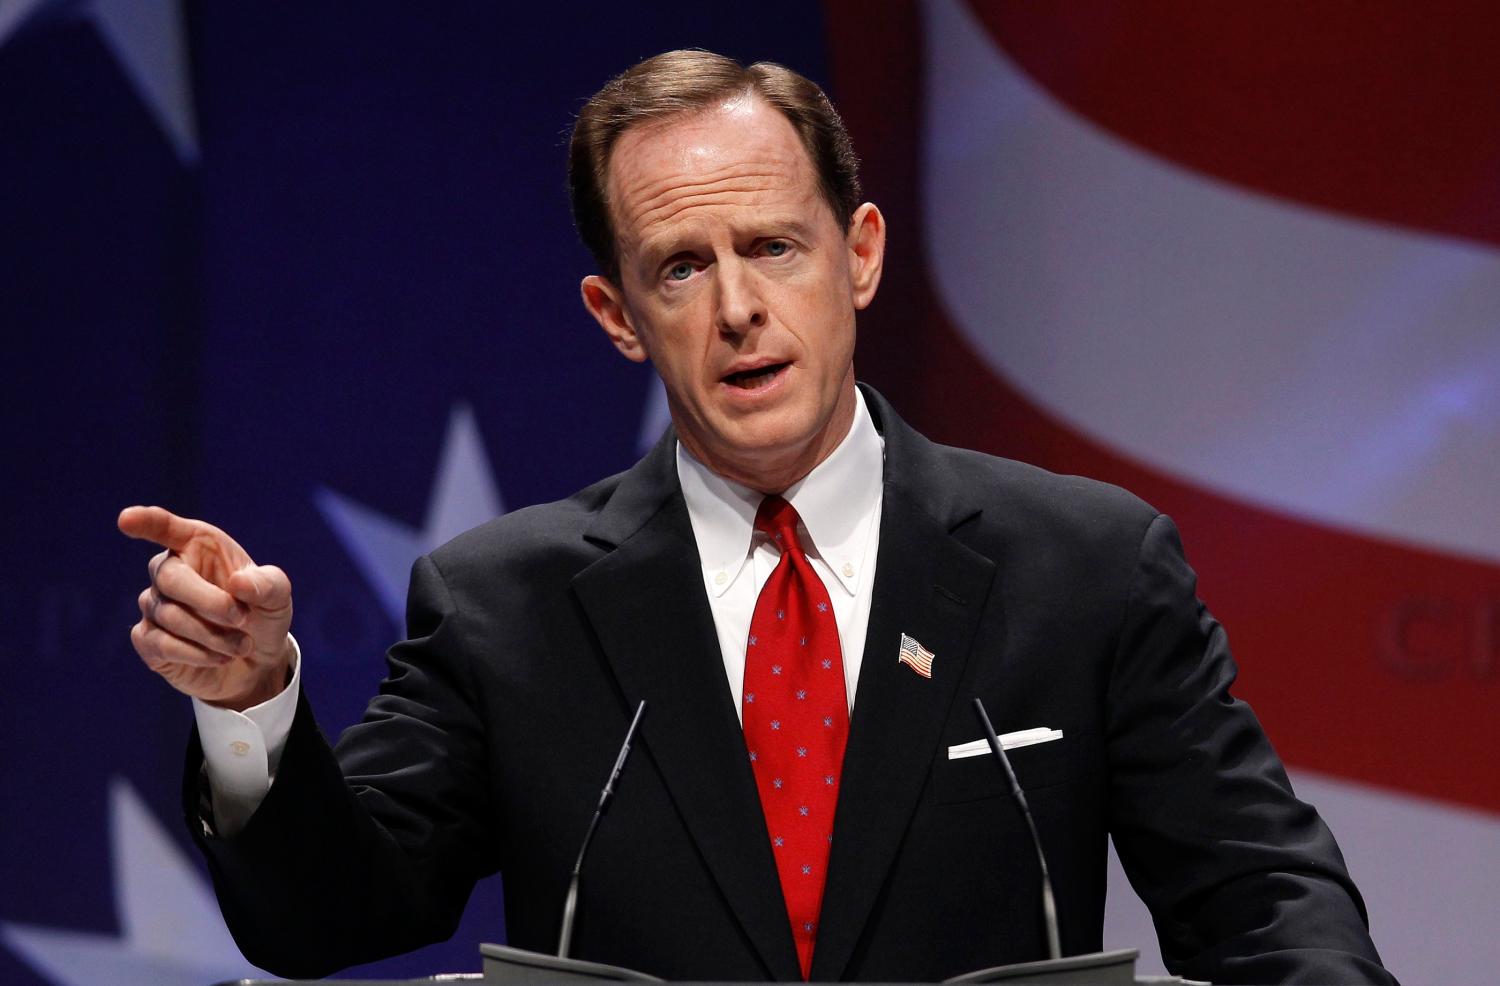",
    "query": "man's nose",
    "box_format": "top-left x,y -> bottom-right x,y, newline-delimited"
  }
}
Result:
714,258 -> 767,336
